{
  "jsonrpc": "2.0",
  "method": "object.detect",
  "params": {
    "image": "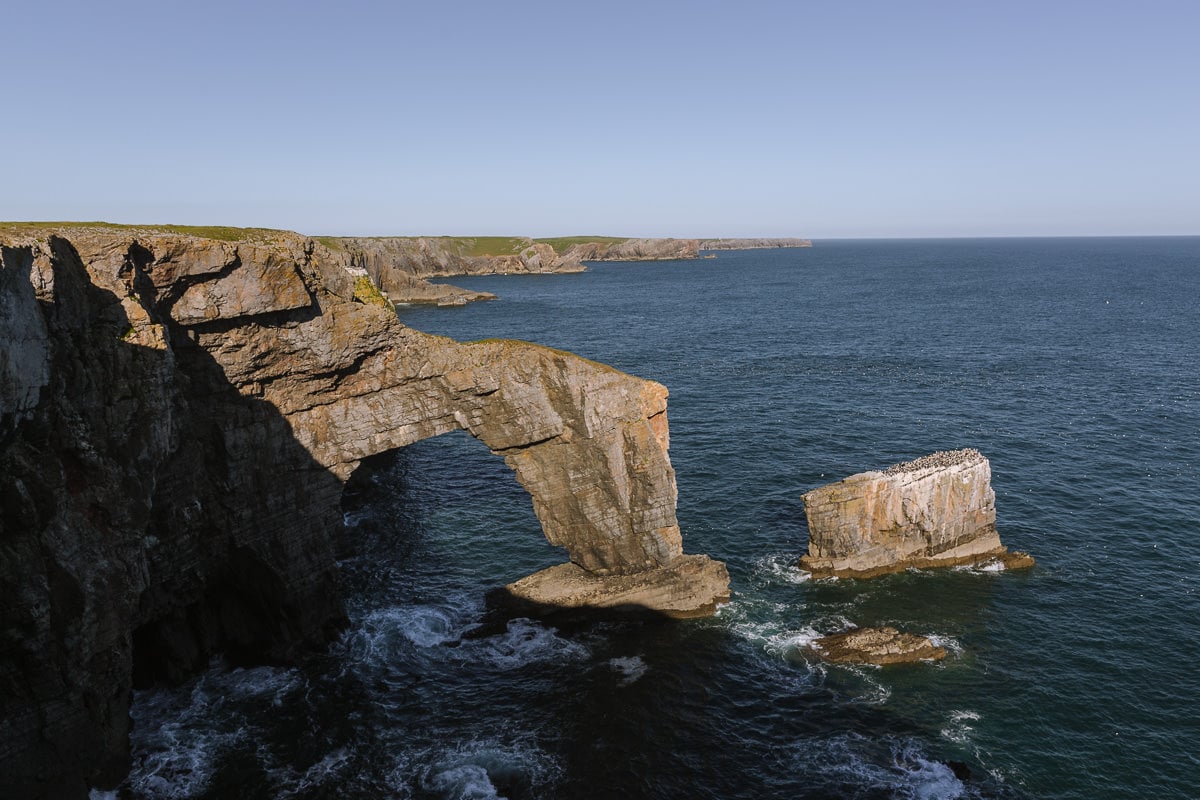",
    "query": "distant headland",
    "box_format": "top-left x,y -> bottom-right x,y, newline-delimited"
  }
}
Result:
328,234 -> 812,305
